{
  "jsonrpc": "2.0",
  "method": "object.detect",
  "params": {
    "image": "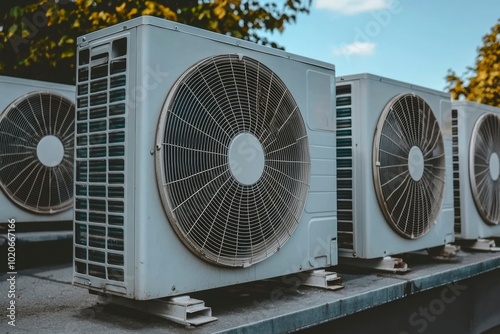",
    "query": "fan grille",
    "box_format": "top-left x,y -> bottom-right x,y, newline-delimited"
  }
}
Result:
0,92 -> 74,214
373,93 -> 446,238
156,54 -> 310,267
470,113 -> 500,225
